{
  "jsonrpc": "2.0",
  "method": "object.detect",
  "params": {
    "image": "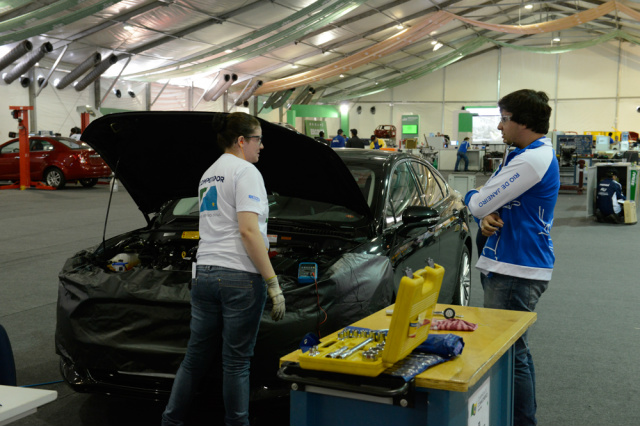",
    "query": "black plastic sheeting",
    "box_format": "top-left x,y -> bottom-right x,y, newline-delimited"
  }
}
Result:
55,250 -> 395,386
